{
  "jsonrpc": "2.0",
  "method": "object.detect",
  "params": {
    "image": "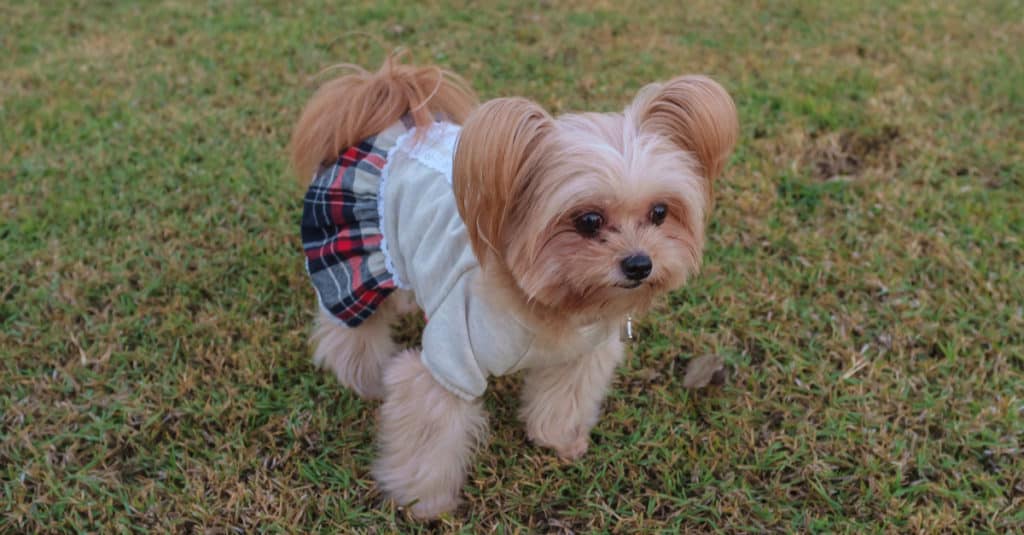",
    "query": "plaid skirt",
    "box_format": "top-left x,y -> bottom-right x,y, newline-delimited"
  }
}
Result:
300,121 -> 410,327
